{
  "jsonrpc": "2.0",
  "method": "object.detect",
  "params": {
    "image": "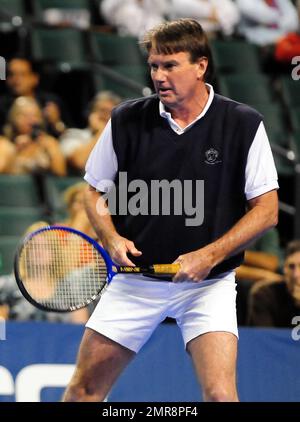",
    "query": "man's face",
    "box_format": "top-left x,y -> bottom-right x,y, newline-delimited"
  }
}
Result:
148,50 -> 207,109
284,251 -> 300,301
7,59 -> 39,96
